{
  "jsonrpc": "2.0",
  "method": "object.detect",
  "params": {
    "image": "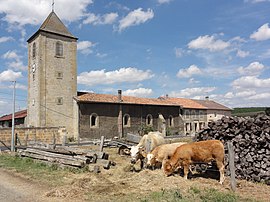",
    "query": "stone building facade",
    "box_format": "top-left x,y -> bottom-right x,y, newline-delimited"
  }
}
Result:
25,11 -> 232,141
27,11 -> 77,136
75,91 -> 185,139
